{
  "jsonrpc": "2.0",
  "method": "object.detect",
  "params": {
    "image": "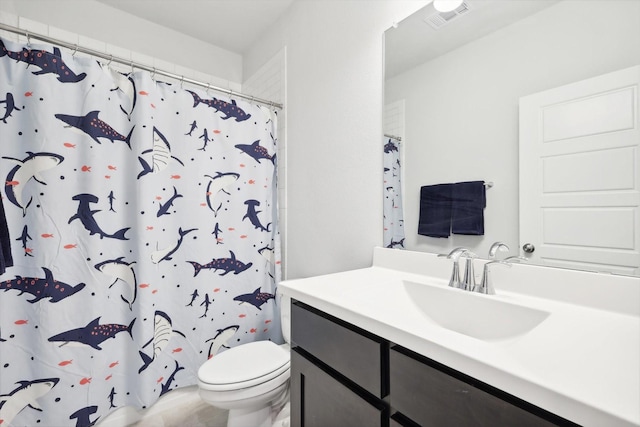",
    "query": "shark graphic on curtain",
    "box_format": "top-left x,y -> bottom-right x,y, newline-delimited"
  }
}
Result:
0,37 -> 280,426
383,137 -> 405,249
